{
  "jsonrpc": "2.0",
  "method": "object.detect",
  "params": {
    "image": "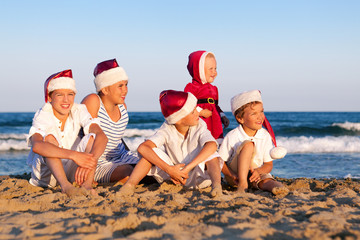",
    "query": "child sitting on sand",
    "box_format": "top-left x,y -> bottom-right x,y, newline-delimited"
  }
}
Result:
219,90 -> 288,195
82,59 -> 139,184
27,70 -> 107,197
185,50 -> 229,144
119,90 -> 223,197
